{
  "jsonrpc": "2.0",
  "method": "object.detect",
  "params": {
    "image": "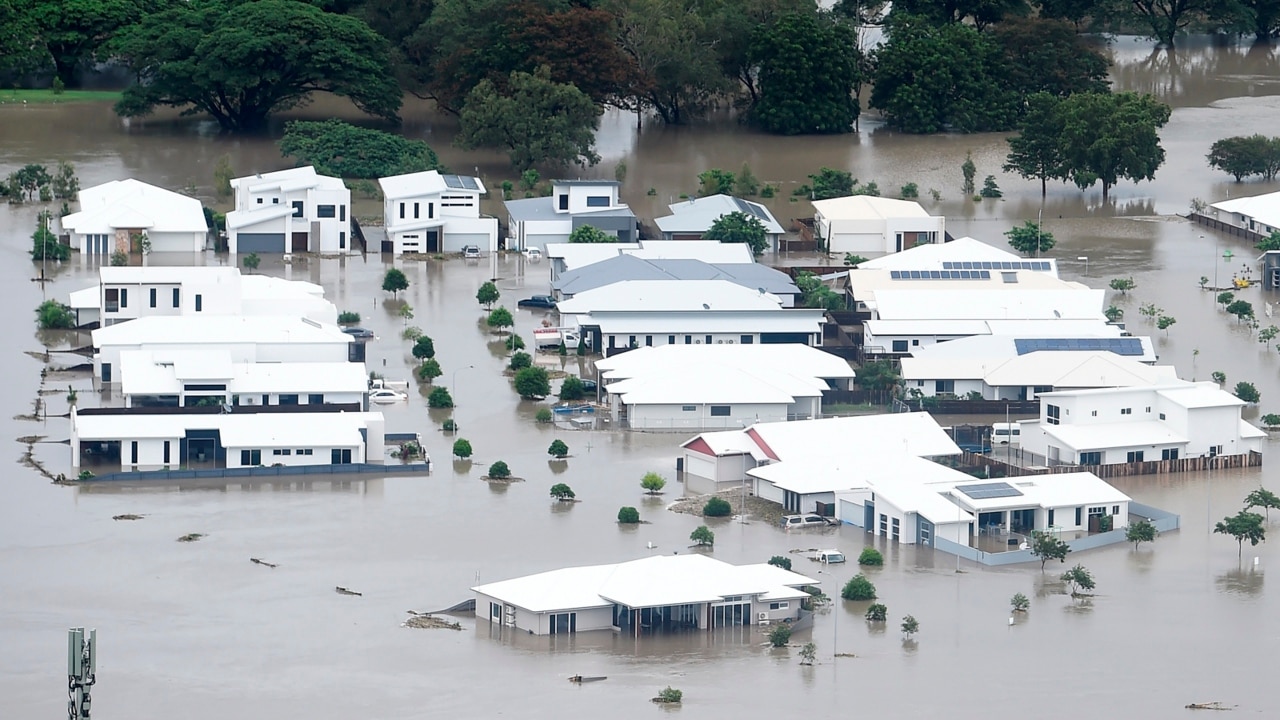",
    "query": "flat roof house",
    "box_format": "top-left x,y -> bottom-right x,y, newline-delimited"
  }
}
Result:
378,170 -> 498,255
902,349 -> 1177,400
60,179 -> 208,257
505,179 -> 637,251
654,194 -> 785,249
595,344 -> 856,431
473,554 -> 818,636
551,253 -> 800,306
1020,382 -> 1266,467
227,166 -> 352,255
810,195 -> 945,257
118,350 -> 369,410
